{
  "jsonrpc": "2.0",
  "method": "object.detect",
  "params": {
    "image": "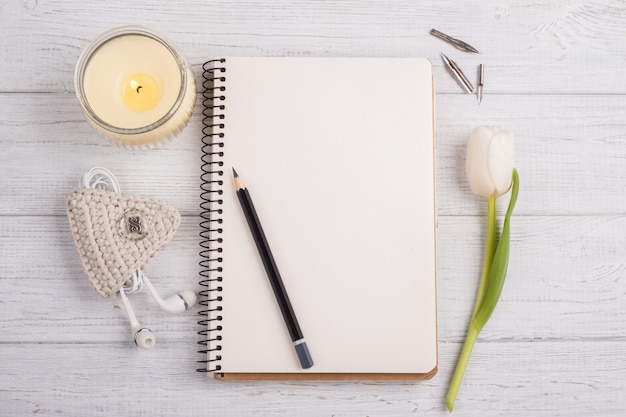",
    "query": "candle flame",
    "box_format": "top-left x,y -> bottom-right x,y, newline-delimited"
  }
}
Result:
129,80 -> 142,94
122,73 -> 161,112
